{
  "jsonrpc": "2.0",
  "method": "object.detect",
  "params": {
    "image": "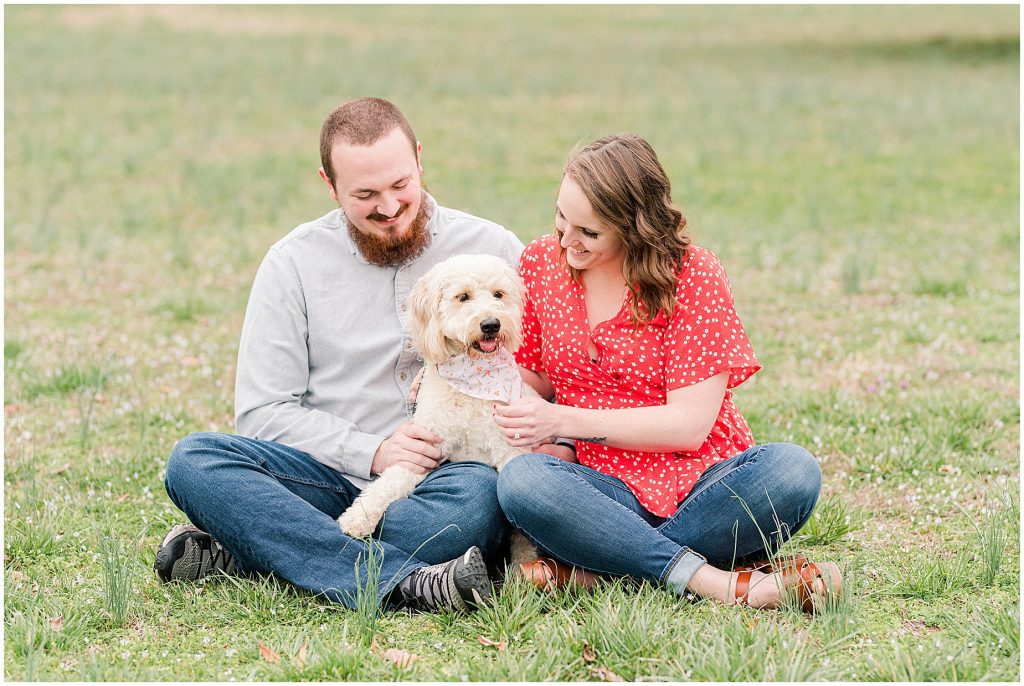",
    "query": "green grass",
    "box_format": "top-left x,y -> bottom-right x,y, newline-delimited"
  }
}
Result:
21,364 -> 108,401
4,4 -> 1019,681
